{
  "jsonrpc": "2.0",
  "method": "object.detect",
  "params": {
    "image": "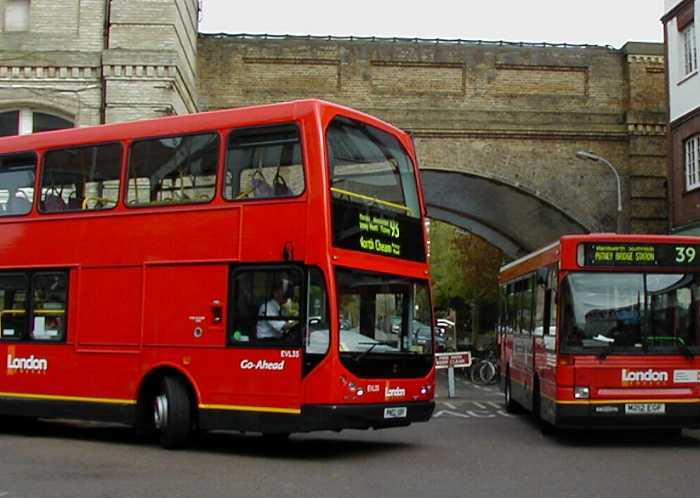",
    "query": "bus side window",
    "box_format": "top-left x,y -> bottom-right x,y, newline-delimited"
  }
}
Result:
0,273 -> 29,340
31,273 -> 67,341
40,143 -> 122,213
0,152 -> 36,216
225,124 -> 305,200
128,133 -> 219,206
